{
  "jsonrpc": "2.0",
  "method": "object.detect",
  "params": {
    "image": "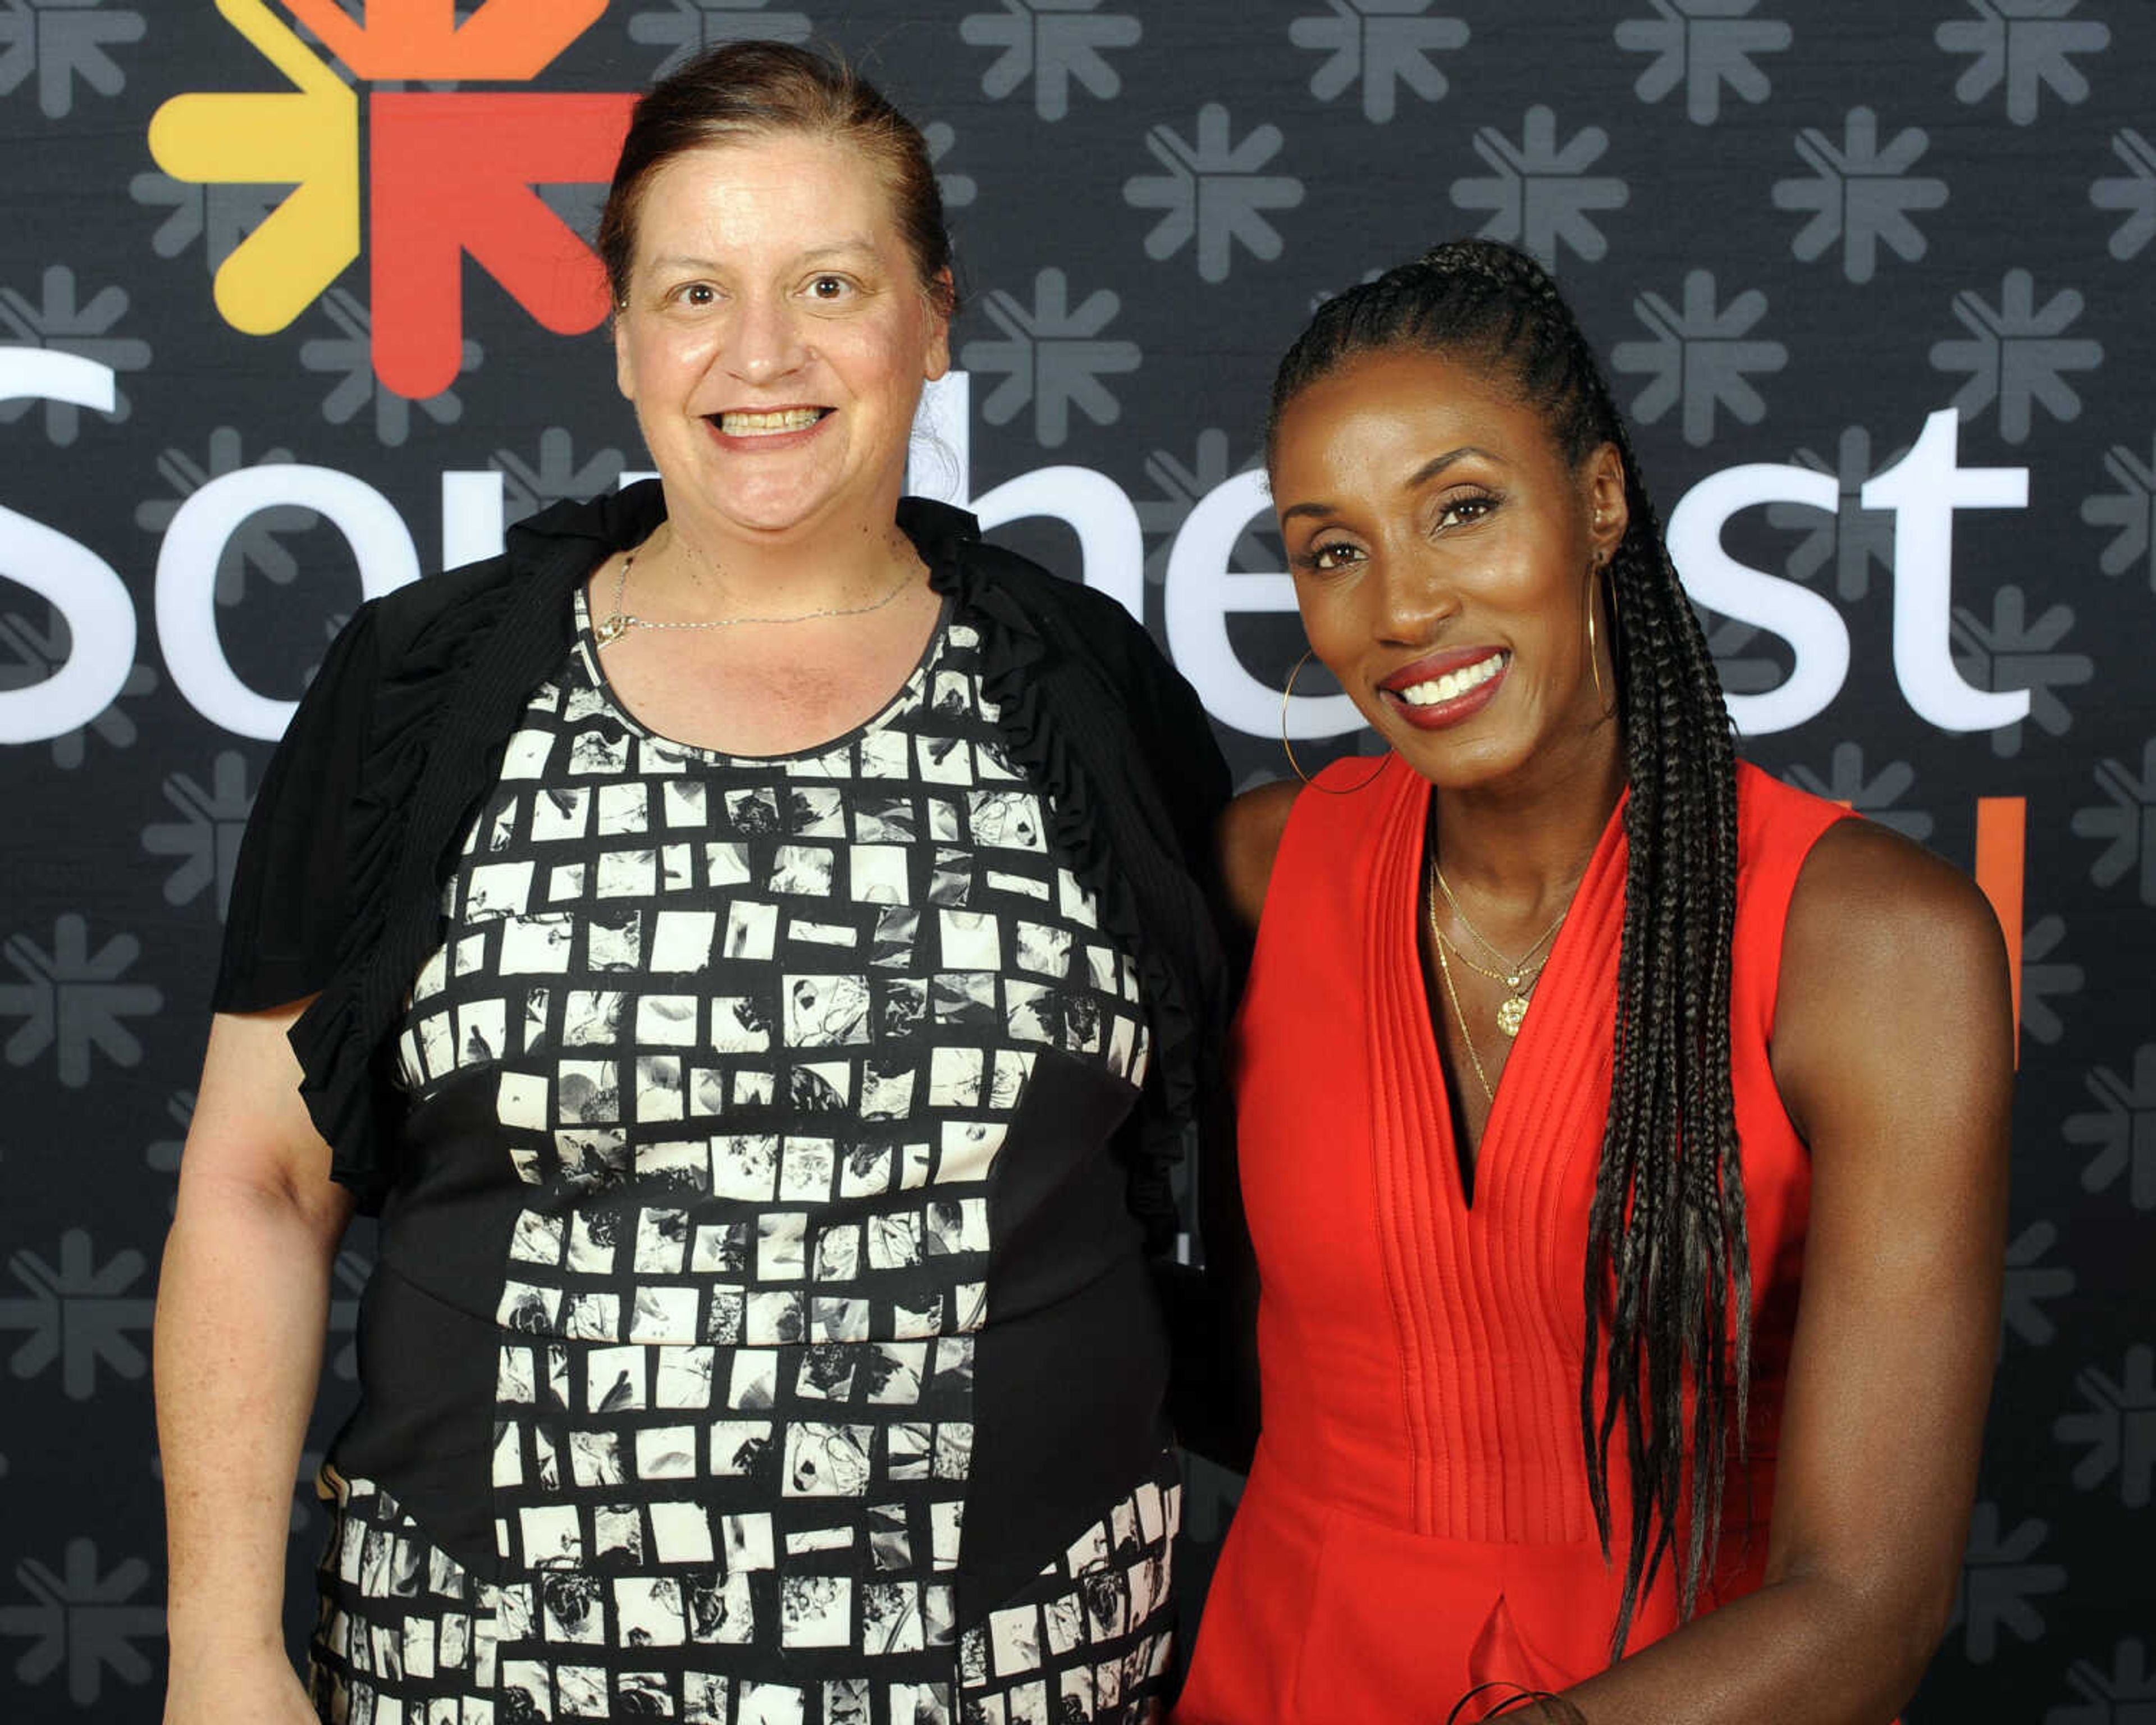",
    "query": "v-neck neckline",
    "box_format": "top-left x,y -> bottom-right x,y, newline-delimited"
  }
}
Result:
1380,763 -> 1630,1218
